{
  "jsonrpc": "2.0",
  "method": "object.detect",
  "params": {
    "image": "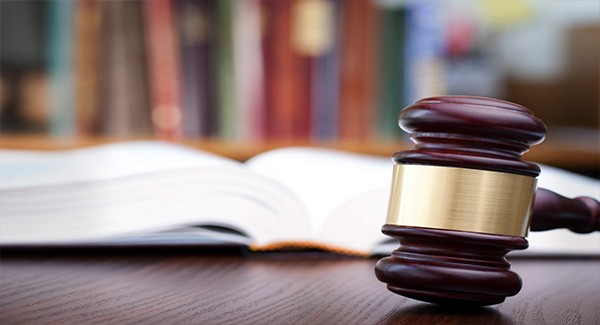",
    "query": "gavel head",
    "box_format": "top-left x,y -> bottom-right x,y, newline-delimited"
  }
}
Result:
374,96 -> 547,306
